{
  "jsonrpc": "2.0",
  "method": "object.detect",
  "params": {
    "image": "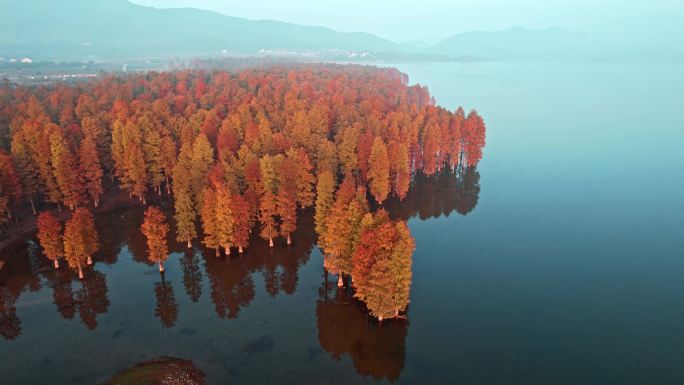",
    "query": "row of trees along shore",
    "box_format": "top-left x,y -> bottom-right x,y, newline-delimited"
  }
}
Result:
2,64 -> 486,320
